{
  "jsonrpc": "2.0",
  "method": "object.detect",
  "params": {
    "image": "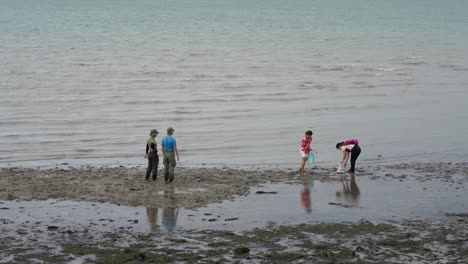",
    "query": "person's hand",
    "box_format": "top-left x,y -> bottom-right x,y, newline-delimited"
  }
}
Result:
177,156 -> 180,161
144,154 -> 148,159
